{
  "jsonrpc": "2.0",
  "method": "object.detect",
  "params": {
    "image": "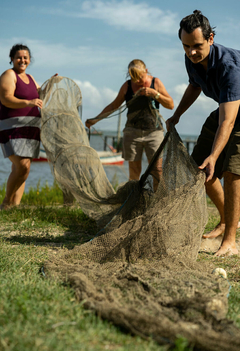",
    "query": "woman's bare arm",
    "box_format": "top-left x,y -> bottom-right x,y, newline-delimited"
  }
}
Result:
85,82 -> 127,128
0,69 -> 42,109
